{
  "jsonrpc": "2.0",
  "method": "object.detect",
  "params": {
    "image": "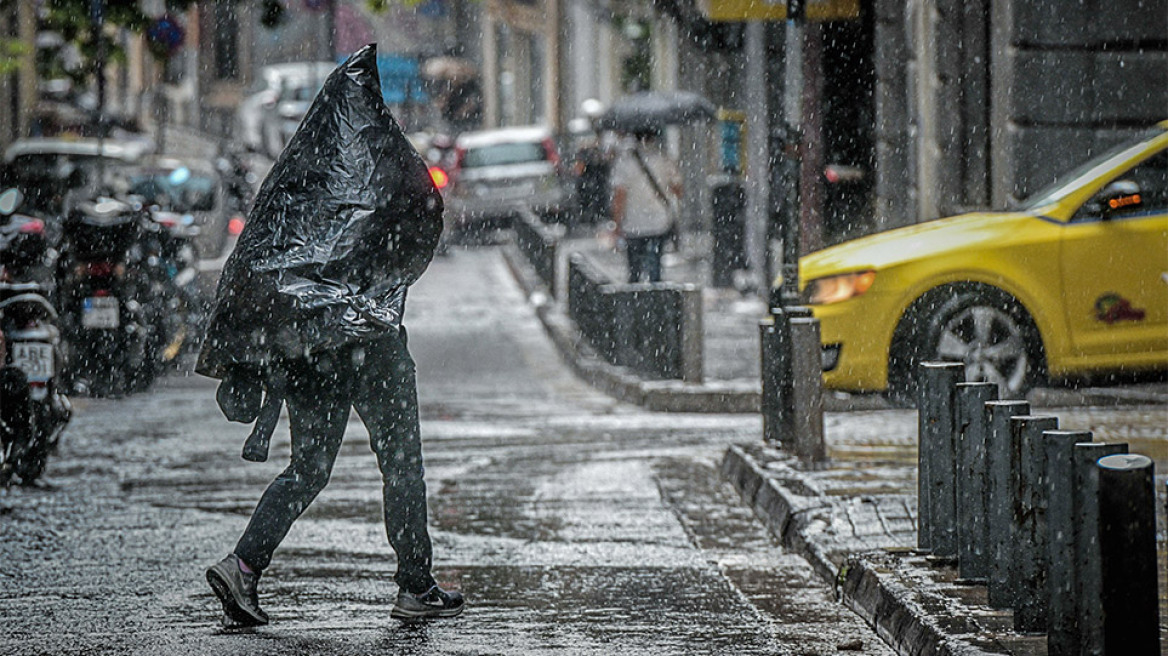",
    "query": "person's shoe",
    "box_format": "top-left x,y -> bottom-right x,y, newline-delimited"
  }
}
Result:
391,585 -> 465,620
206,554 -> 269,627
